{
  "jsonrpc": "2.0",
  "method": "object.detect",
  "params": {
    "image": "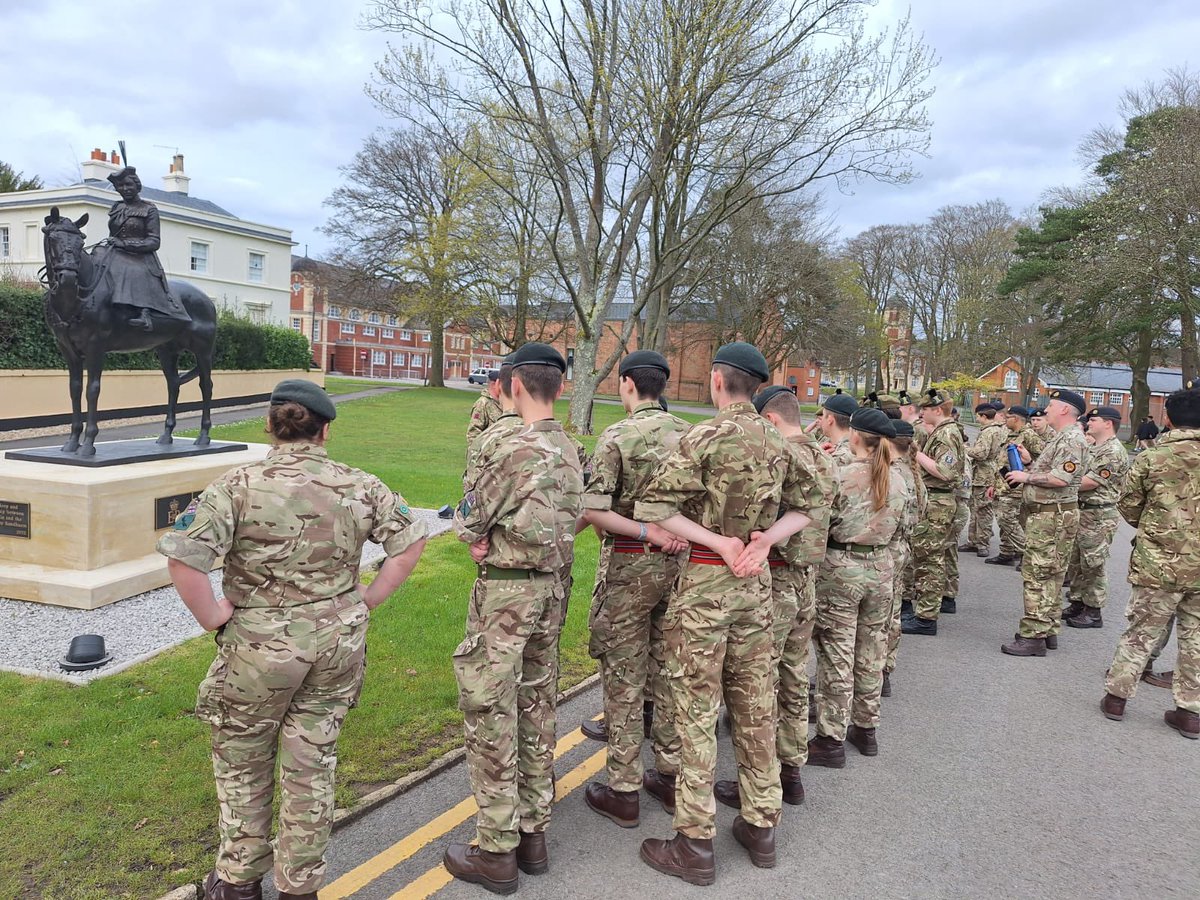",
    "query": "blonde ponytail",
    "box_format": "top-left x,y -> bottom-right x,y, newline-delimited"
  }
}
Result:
861,433 -> 893,511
